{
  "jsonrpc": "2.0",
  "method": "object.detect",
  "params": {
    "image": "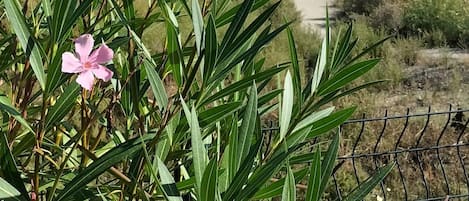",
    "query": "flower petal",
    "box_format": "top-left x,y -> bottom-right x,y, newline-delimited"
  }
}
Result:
89,43 -> 114,64
92,65 -> 113,82
76,70 -> 95,91
62,52 -> 83,73
74,34 -> 94,62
